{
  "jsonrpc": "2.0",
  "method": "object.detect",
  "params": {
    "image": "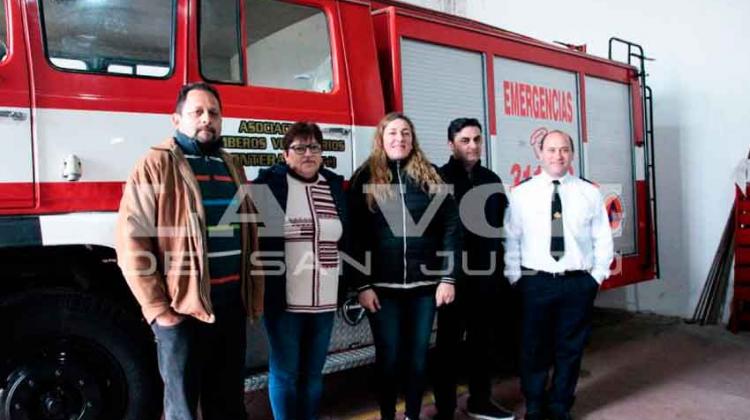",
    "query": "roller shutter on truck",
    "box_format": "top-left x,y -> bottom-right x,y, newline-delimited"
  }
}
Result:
583,76 -> 637,255
400,38 -> 488,163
